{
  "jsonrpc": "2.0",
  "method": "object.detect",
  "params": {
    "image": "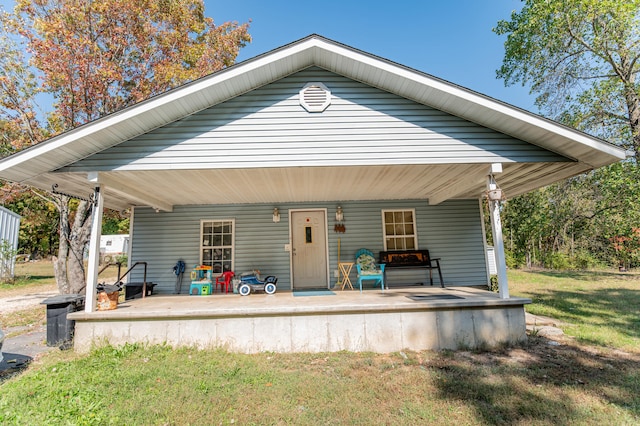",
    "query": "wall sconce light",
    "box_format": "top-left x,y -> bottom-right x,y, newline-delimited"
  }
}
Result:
272,207 -> 280,223
336,206 -> 344,222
